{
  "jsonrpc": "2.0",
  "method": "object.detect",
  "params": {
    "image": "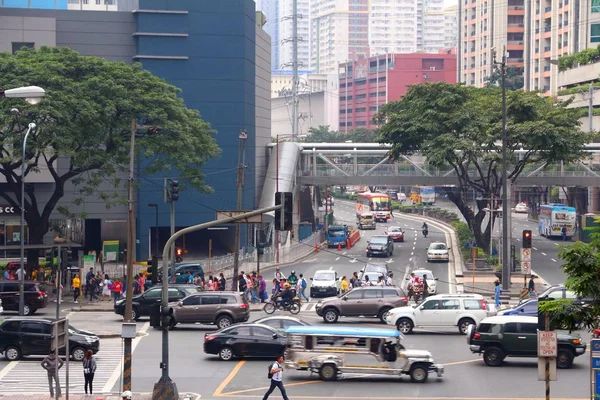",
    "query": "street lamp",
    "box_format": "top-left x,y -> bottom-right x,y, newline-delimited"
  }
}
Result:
1,86 -> 45,105
148,203 -> 159,257
19,122 -> 37,316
